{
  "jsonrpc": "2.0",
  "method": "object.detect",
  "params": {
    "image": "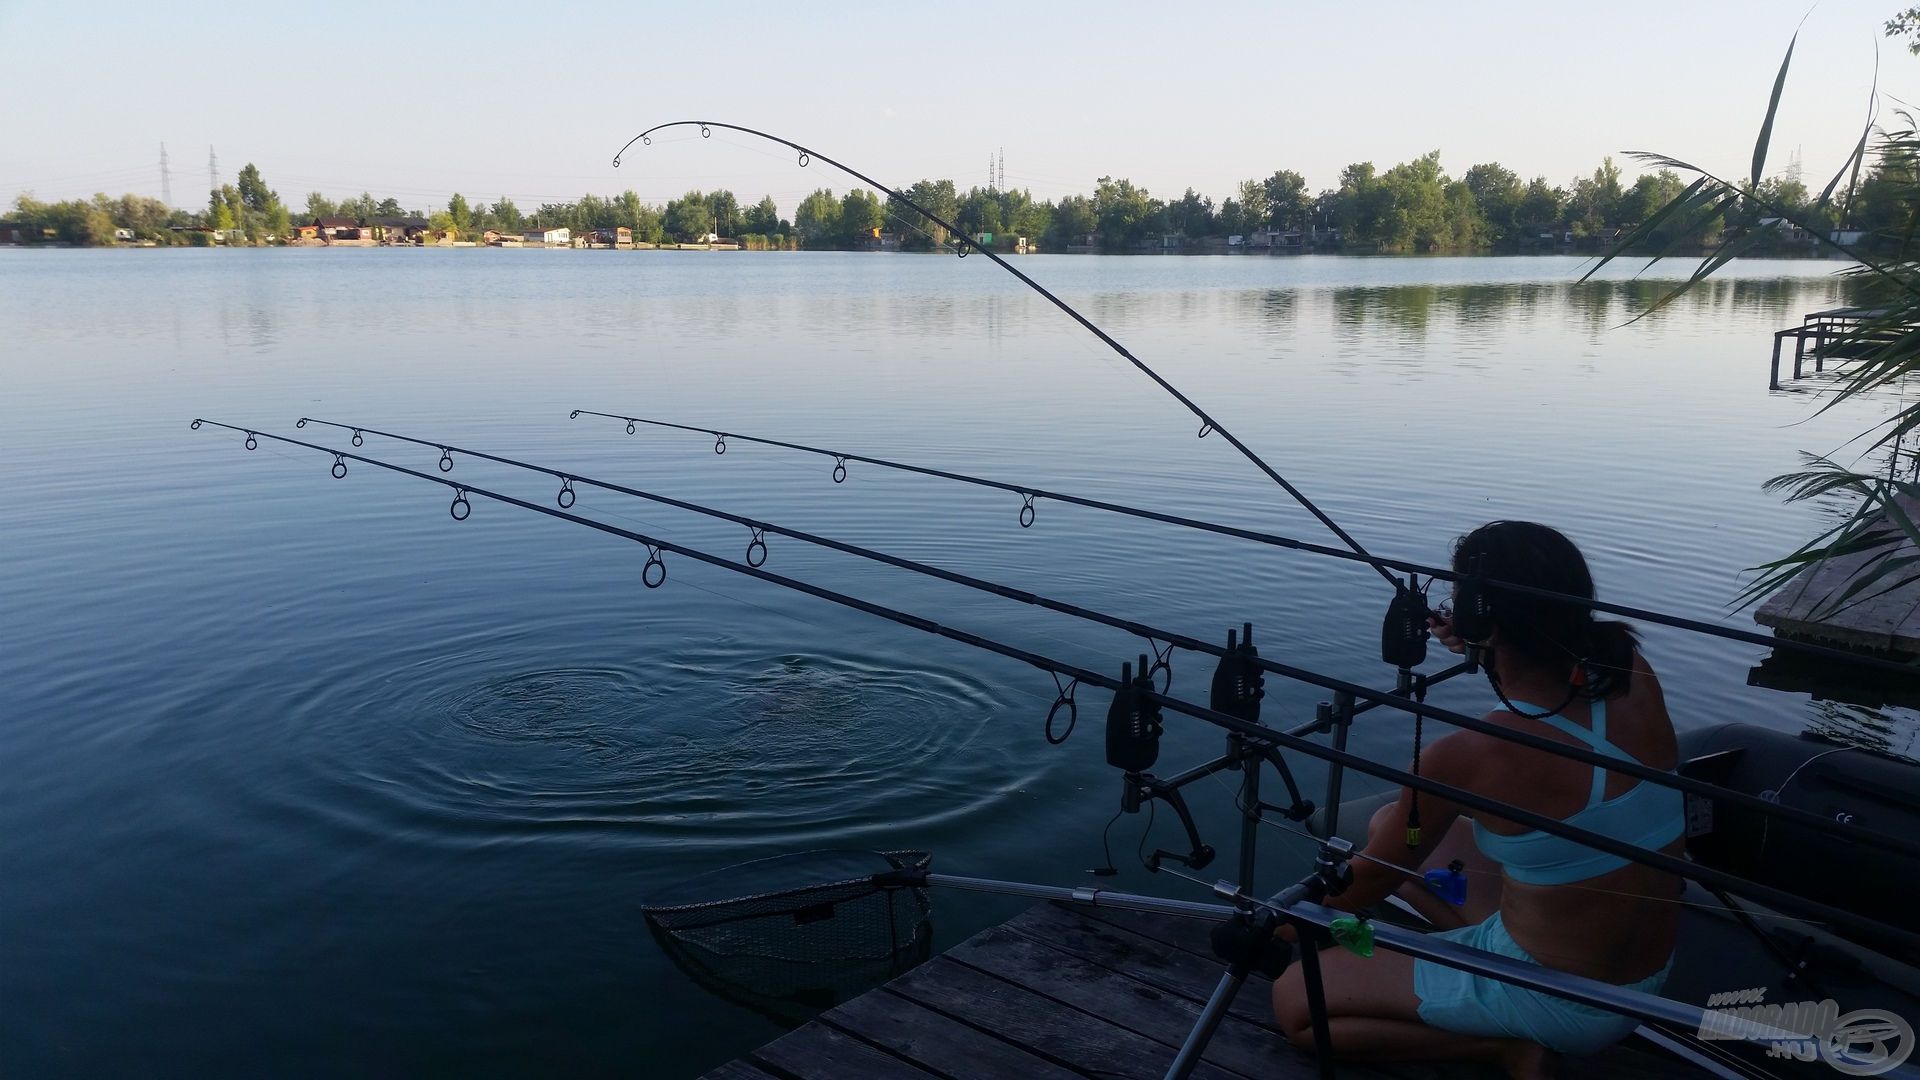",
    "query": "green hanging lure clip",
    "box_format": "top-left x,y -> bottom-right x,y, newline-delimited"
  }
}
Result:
1329,916 -> 1375,958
